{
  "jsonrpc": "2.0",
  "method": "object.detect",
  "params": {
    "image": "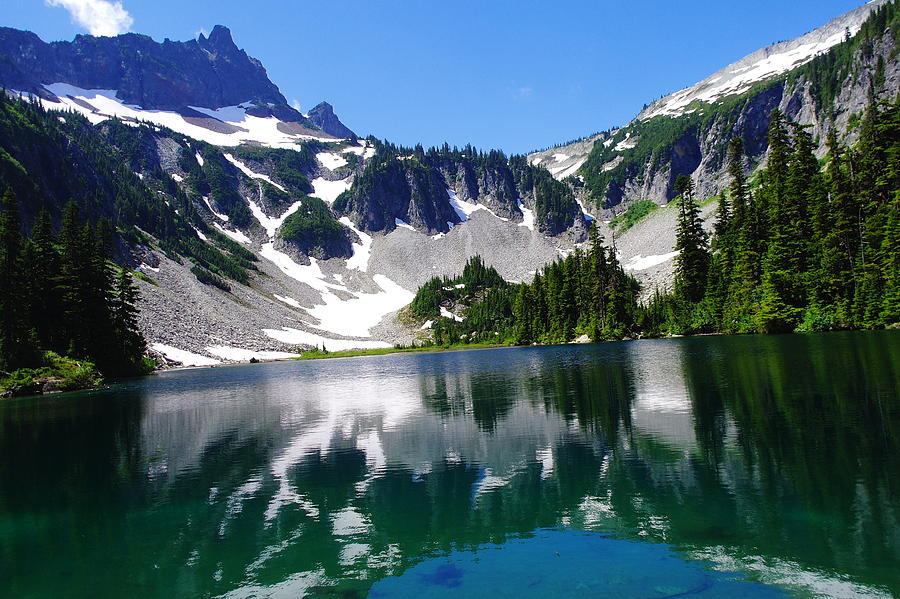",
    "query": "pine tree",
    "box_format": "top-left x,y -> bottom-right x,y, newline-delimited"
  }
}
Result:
112,267 -> 147,374
672,175 -> 709,304
0,189 -> 39,371
20,210 -> 61,350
